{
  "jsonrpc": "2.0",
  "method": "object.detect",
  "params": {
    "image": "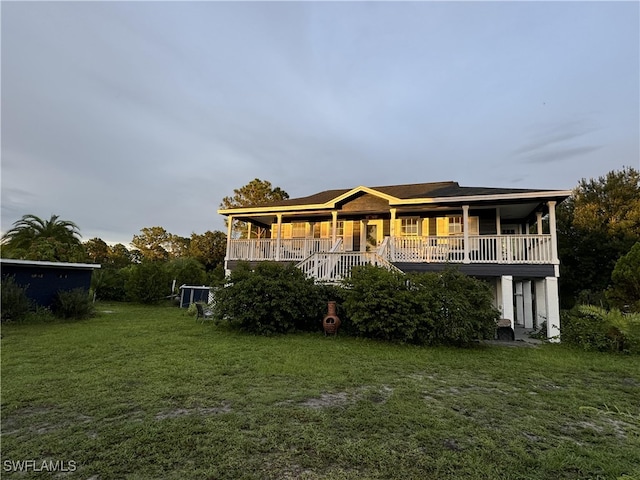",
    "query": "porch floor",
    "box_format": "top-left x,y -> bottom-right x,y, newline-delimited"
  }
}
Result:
485,326 -> 544,347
